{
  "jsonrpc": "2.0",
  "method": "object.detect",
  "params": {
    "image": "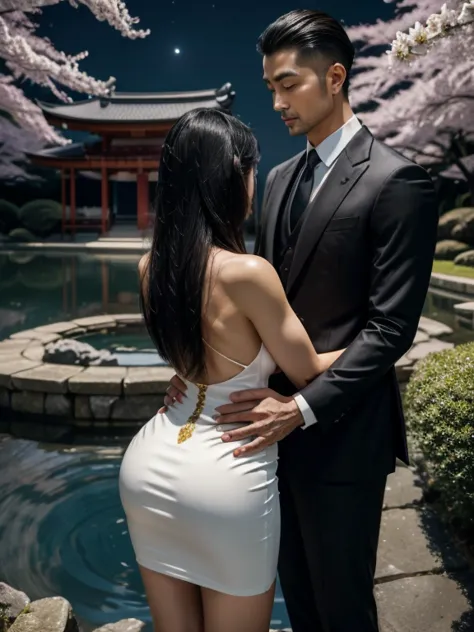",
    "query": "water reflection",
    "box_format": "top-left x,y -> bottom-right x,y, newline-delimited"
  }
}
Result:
0,252 -> 142,340
423,289 -> 474,344
0,436 -> 290,631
